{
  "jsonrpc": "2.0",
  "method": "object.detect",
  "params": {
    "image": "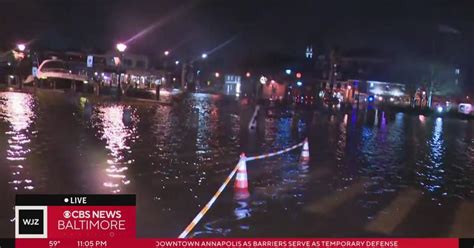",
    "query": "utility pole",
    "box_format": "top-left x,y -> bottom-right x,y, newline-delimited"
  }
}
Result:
181,61 -> 188,90
428,38 -> 436,109
428,64 -> 434,108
